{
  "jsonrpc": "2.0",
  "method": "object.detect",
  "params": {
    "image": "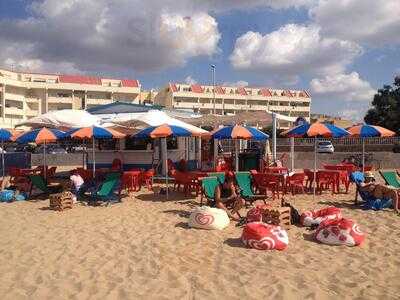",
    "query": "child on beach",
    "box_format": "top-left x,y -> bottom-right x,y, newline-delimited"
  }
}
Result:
70,170 -> 84,203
